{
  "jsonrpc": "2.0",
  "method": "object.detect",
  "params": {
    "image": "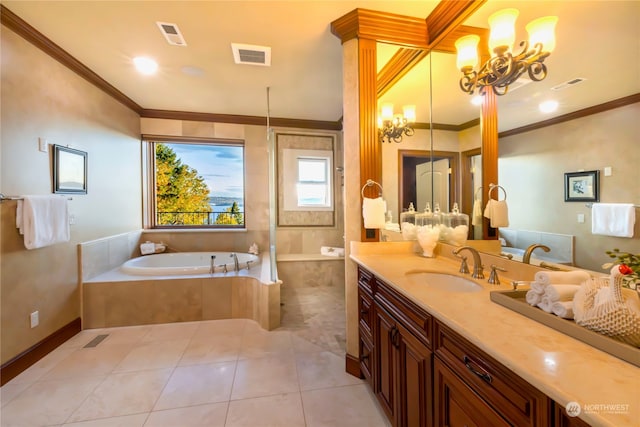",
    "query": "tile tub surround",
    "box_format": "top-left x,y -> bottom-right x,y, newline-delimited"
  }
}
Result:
83,253 -> 280,331
349,241 -> 639,427
79,231 -> 143,282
